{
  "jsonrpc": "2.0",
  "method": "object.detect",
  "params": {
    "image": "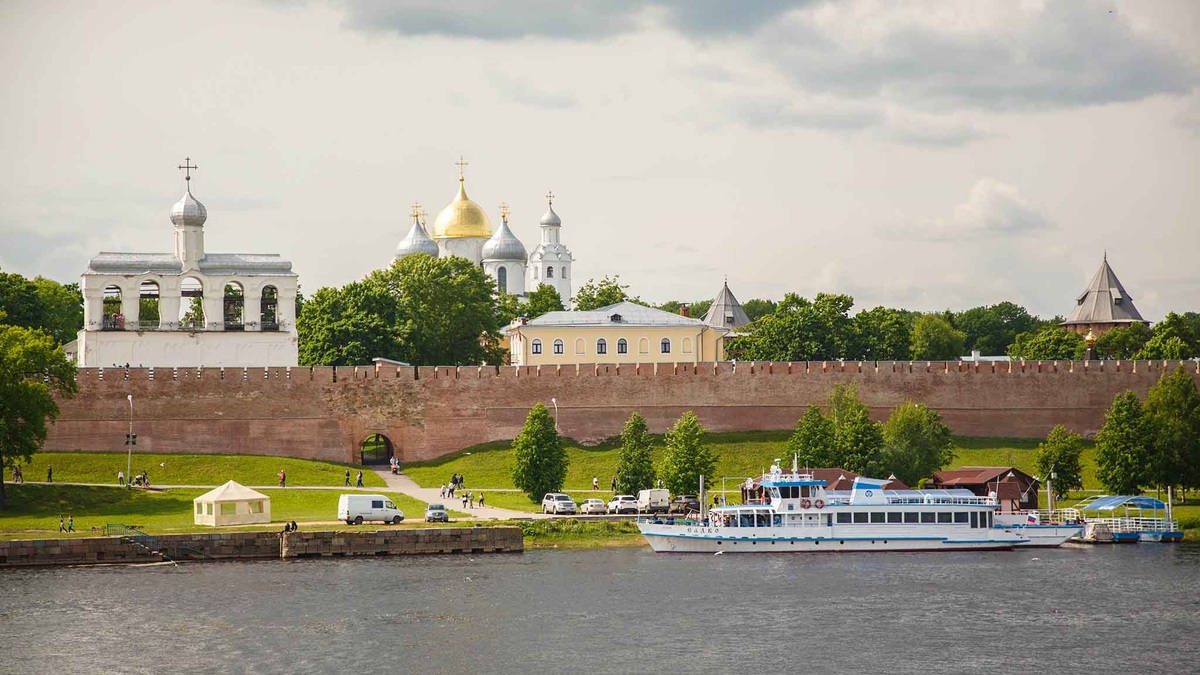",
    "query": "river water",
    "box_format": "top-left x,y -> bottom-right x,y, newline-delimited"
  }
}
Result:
2,543 -> 1198,674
